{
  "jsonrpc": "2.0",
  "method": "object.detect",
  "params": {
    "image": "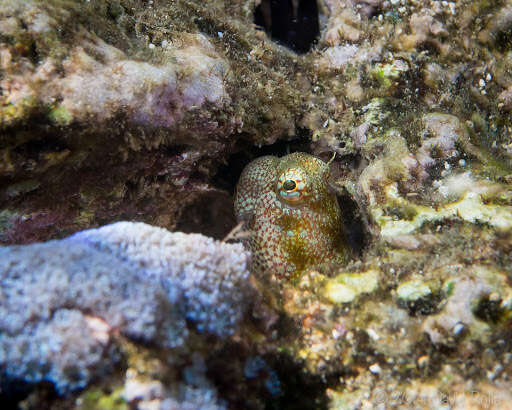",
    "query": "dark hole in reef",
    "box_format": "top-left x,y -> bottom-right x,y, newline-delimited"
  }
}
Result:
263,353 -> 332,410
13,137 -> 69,161
416,39 -> 441,56
207,342 -> 331,410
495,29 -> 512,53
474,294 -> 504,323
397,292 -> 444,316
322,151 -> 369,257
175,191 -> 237,240
336,193 -> 368,257
0,378 -> 57,410
254,0 -> 320,54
